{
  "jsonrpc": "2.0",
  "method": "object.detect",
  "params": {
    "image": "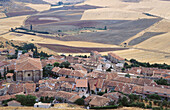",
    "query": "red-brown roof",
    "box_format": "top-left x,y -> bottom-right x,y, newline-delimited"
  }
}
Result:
89,96 -> 110,107
15,57 -> 42,71
76,79 -> 88,88
6,73 -> 13,77
108,53 -> 124,61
